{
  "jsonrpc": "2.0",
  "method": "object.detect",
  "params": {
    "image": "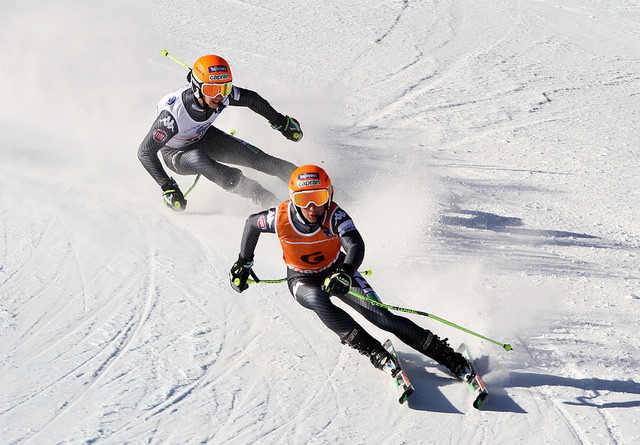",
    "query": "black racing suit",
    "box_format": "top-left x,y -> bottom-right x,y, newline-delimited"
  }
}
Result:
137,86 -> 297,206
238,202 -> 436,351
